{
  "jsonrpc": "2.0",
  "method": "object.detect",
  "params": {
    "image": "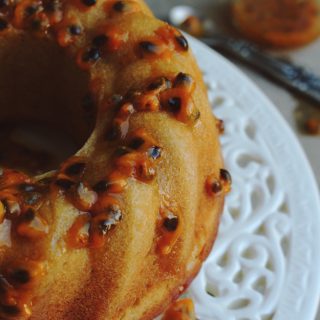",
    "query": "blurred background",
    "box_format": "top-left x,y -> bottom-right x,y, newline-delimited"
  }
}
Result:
146,0 -> 320,190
